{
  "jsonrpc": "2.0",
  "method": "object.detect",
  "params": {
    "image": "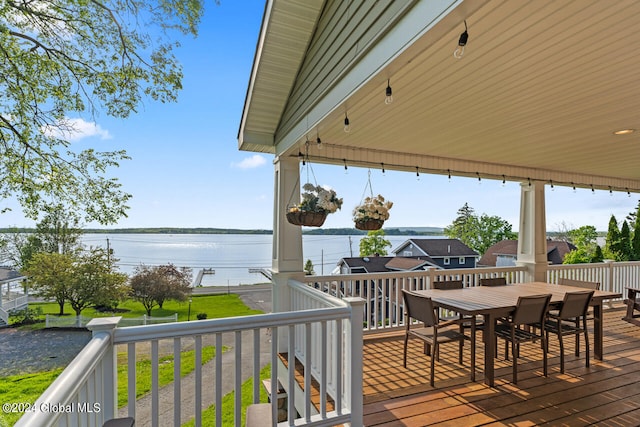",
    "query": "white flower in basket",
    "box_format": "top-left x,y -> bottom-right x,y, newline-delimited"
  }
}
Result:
289,183 -> 343,214
352,194 -> 393,222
